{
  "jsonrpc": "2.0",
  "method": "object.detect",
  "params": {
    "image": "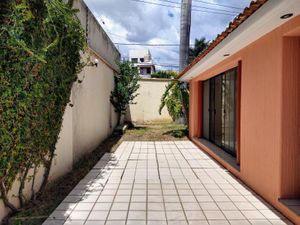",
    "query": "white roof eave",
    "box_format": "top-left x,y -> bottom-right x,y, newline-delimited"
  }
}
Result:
179,0 -> 300,82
